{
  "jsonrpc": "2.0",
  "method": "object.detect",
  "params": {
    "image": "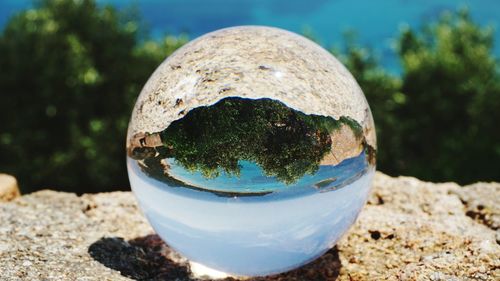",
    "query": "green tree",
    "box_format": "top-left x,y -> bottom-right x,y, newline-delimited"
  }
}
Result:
0,0 -> 185,193
134,97 -> 367,184
334,33 -> 403,176
340,10 -> 500,183
395,10 -> 500,183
